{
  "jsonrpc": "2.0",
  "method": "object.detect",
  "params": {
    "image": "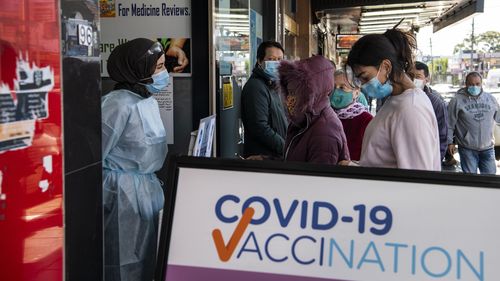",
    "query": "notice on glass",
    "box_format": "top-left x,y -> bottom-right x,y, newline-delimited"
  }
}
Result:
153,76 -> 174,144
222,82 -> 233,110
